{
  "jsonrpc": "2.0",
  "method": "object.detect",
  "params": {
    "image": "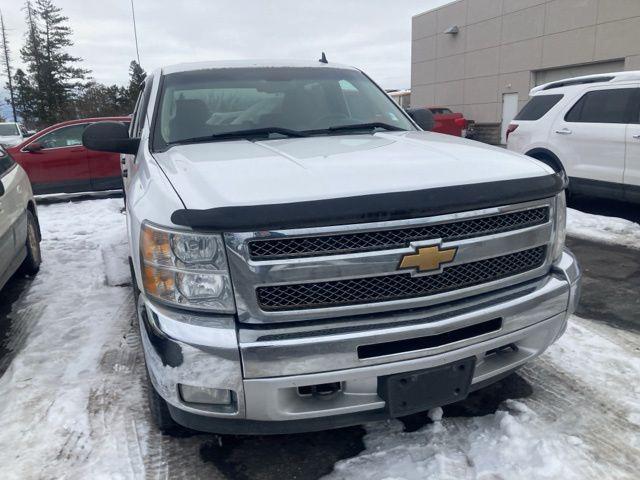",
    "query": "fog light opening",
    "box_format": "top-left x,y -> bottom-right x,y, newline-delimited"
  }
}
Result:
179,384 -> 233,405
485,343 -> 519,358
297,382 -> 342,398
